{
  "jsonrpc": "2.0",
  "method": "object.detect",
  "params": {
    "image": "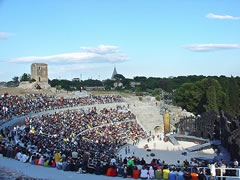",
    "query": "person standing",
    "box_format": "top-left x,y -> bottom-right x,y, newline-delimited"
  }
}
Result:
198,170 -> 206,180
234,159 -> 239,168
220,161 -> 226,180
210,161 -> 217,180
